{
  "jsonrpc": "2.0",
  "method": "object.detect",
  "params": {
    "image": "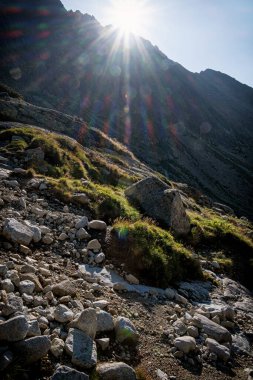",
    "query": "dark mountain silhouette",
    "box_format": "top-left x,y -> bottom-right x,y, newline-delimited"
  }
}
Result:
0,0 -> 253,218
